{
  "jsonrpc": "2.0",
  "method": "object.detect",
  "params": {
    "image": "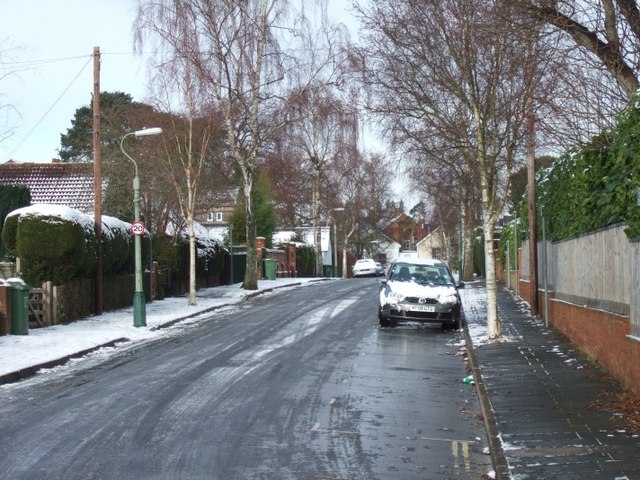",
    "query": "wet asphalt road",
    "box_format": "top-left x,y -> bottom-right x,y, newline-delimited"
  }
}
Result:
0,279 -> 491,479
